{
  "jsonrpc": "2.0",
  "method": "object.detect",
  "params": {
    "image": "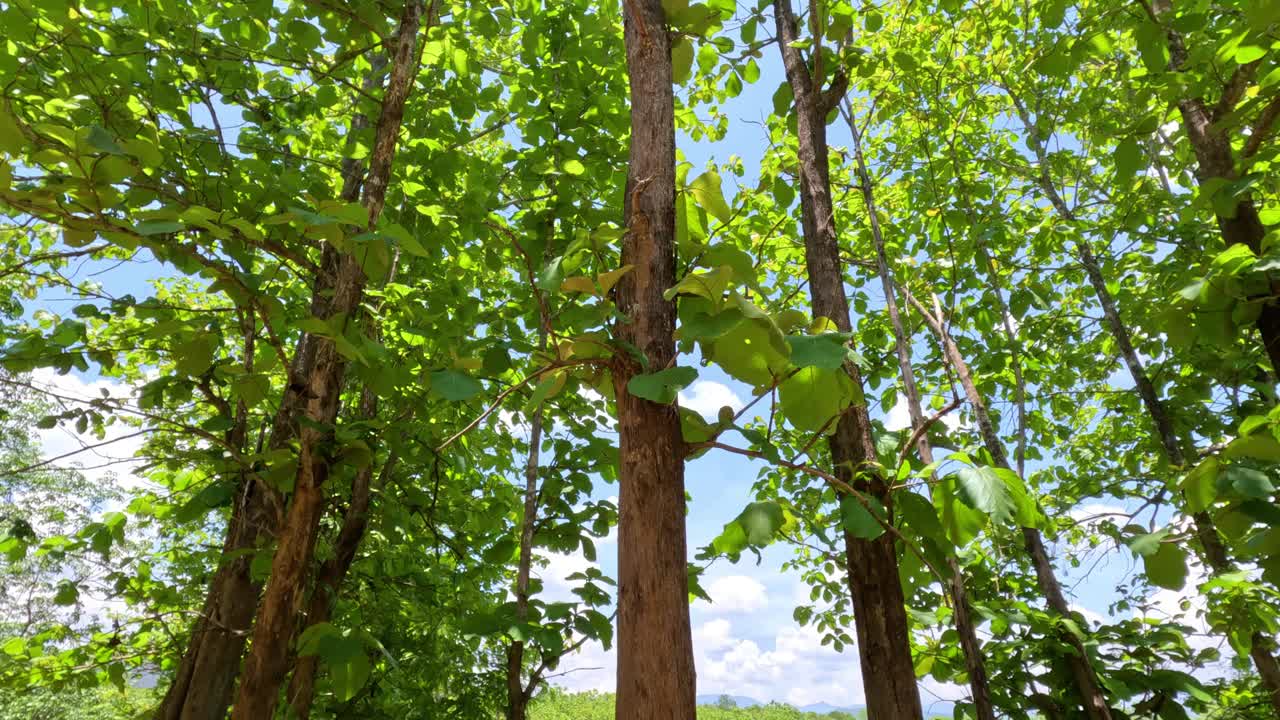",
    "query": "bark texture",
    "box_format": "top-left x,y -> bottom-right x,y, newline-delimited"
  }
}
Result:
284,391 -> 391,720
908,294 -> 1113,720
229,4 -> 422,717
774,4 -> 922,719
156,319 -> 269,720
612,2 -> 697,717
